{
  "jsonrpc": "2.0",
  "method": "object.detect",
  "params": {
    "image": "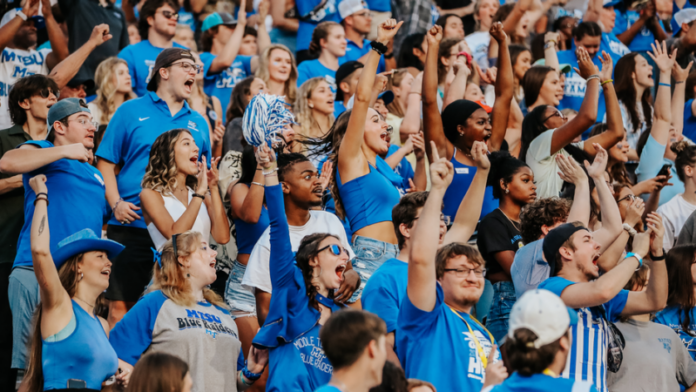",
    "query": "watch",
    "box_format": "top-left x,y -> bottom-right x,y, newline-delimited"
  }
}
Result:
16,10 -> 27,21
622,223 -> 637,237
